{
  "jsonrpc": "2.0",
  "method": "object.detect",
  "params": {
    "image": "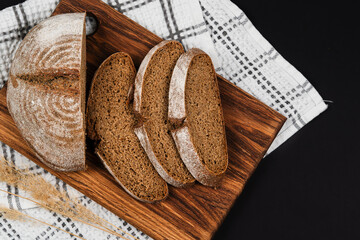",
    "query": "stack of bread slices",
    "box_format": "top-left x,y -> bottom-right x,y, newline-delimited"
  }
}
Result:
7,13 -> 228,203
